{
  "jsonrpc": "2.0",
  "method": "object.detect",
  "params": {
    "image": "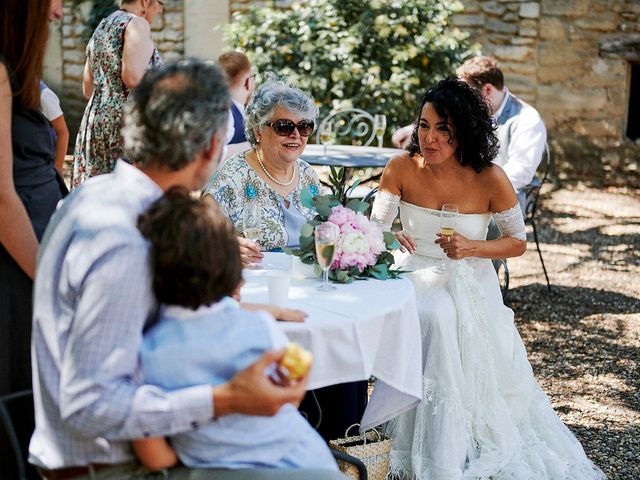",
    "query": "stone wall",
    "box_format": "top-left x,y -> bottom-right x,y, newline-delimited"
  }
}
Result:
454,0 -> 640,185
